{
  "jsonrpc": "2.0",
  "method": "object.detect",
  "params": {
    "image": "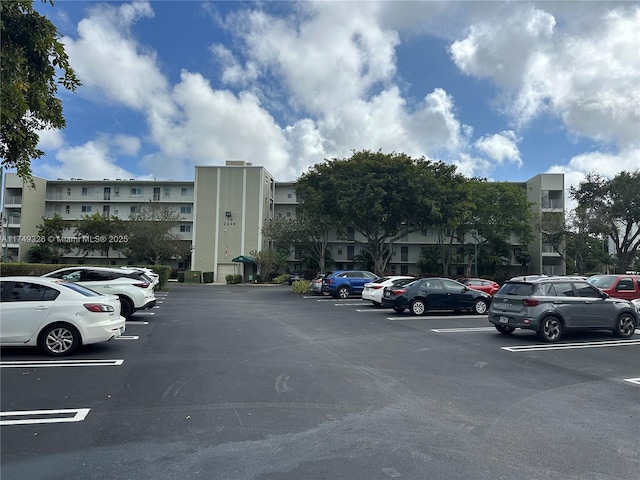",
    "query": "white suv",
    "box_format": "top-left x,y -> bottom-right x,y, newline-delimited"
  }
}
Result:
42,267 -> 156,319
